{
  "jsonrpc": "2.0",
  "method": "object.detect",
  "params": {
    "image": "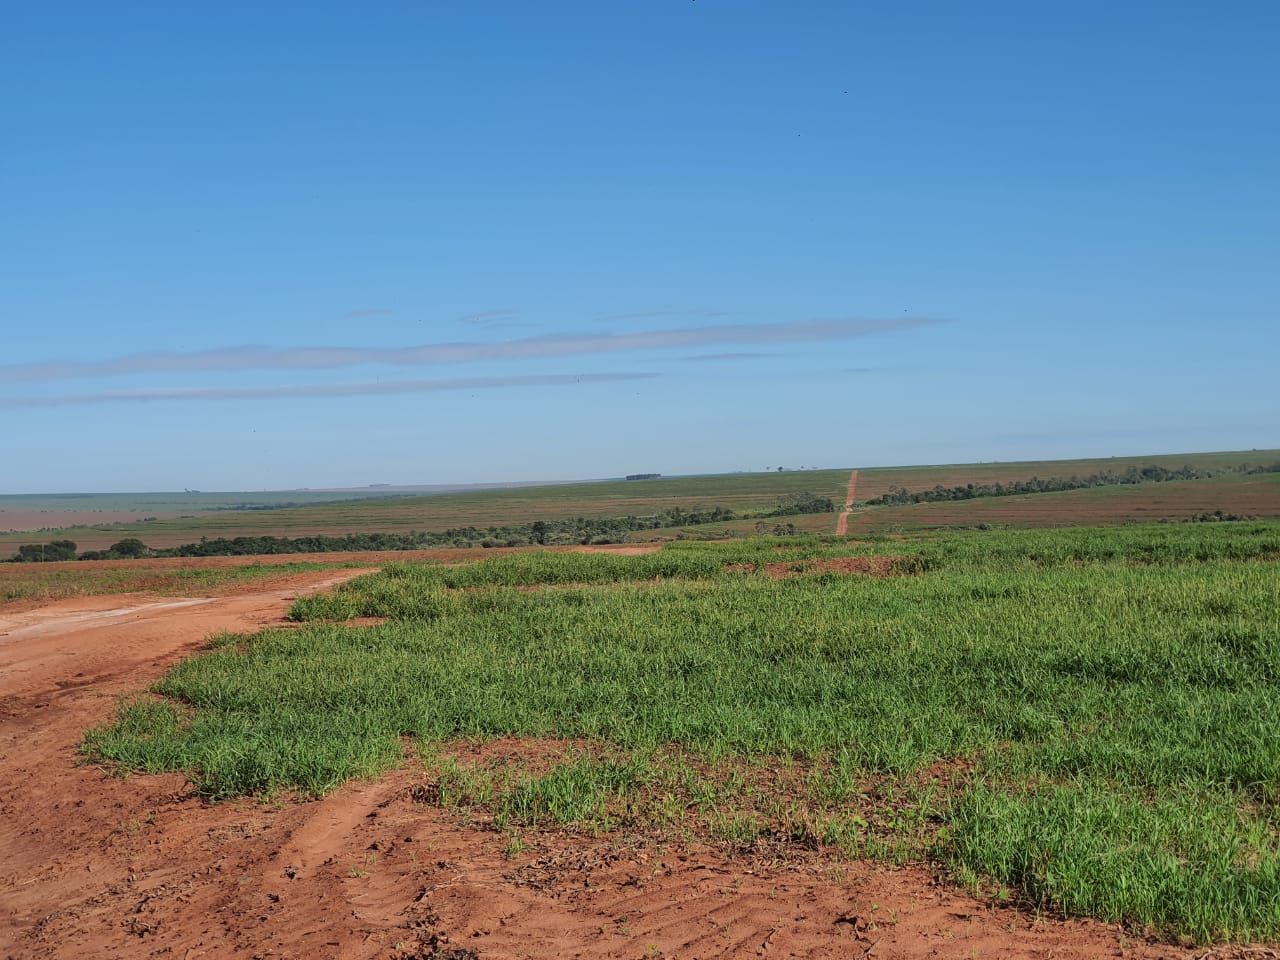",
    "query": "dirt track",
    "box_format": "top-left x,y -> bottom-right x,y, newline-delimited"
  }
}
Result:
835,470 -> 858,536
0,568 -> 1194,959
